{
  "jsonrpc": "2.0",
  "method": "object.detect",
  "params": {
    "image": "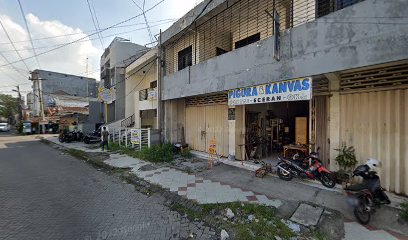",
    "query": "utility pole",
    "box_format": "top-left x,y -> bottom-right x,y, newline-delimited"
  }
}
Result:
15,85 -> 22,122
12,85 -> 23,125
30,71 -> 46,133
157,29 -> 164,143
